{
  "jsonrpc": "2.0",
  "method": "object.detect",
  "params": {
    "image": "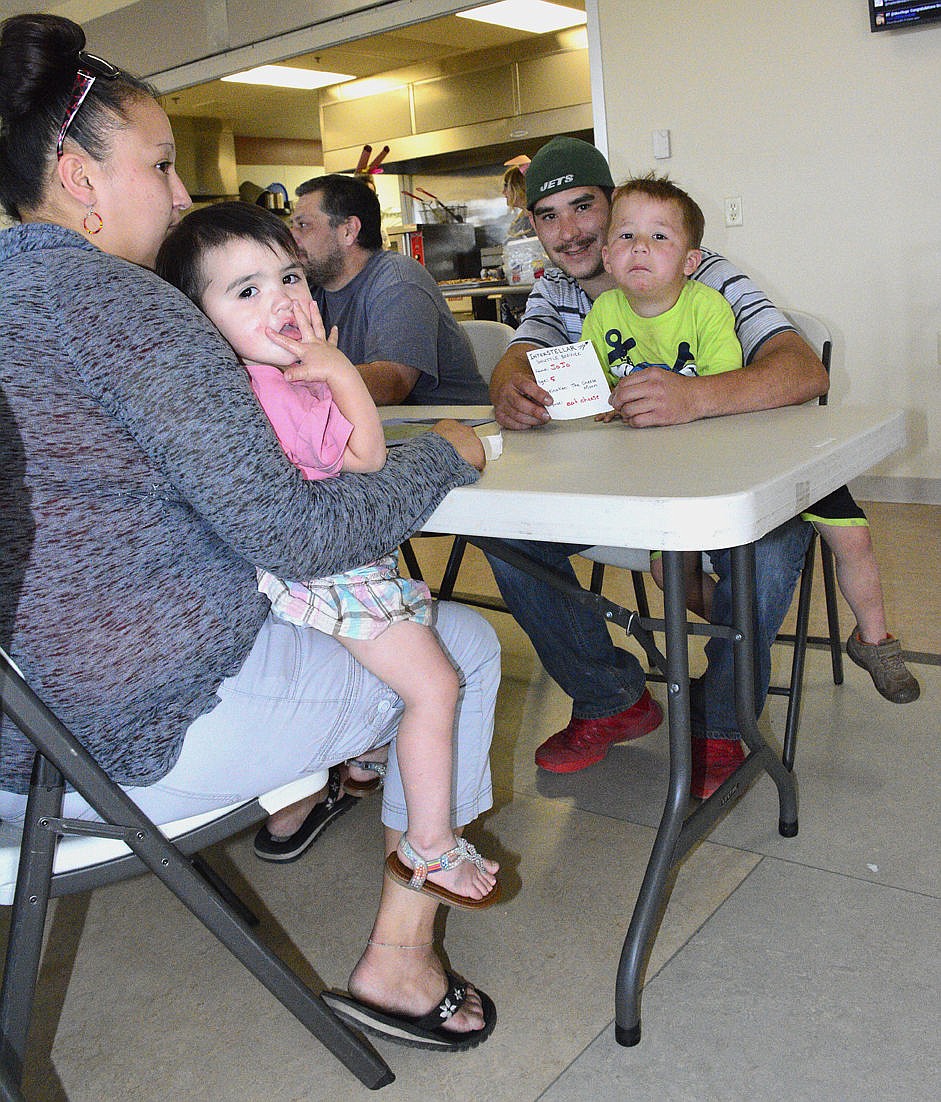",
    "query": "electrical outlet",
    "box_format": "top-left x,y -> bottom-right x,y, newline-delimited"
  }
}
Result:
724,196 -> 743,227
